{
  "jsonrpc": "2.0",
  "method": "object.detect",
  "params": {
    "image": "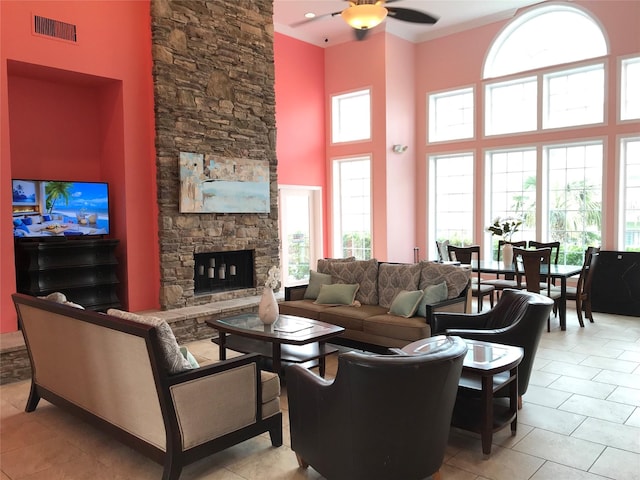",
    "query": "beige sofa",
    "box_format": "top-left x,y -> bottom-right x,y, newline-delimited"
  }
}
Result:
280,259 -> 471,348
12,293 -> 282,480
